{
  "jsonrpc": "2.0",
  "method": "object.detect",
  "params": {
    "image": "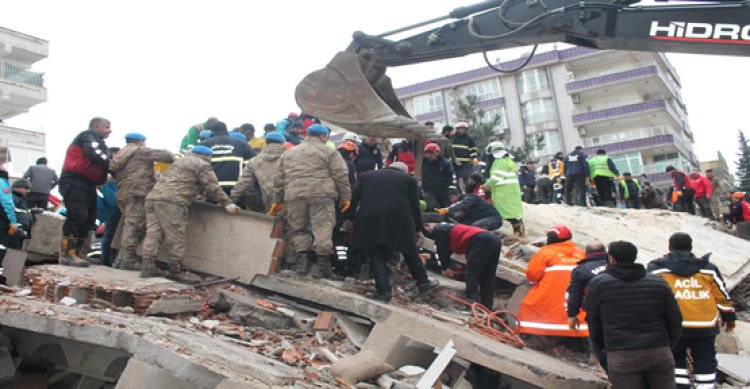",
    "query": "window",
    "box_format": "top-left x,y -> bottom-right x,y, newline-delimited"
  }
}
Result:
468,78 -> 502,101
517,68 -> 549,94
481,107 -> 507,130
522,99 -> 556,126
611,152 -> 643,176
527,130 -> 561,158
653,152 -> 680,173
413,92 -> 444,115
